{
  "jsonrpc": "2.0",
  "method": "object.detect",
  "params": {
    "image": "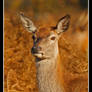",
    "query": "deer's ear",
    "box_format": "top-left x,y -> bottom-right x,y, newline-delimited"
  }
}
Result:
19,13 -> 37,33
56,15 -> 70,34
